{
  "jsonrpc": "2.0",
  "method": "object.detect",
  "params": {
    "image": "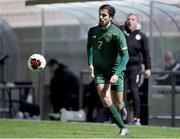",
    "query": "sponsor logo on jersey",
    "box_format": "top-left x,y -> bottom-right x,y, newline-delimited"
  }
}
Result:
92,35 -> 96,39
135,34 -> 141,40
